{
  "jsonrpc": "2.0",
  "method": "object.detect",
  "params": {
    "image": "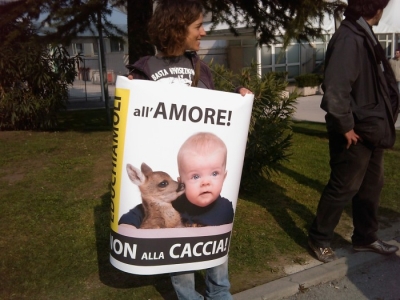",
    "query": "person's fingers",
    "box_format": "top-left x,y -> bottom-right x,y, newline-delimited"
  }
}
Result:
240,88 -> 253,96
